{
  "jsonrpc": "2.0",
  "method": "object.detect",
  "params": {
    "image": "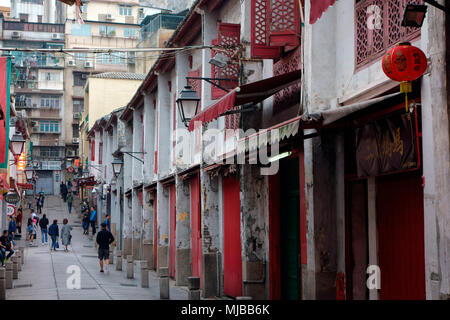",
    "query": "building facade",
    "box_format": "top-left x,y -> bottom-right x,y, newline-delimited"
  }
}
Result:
85,0 -> 450,300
